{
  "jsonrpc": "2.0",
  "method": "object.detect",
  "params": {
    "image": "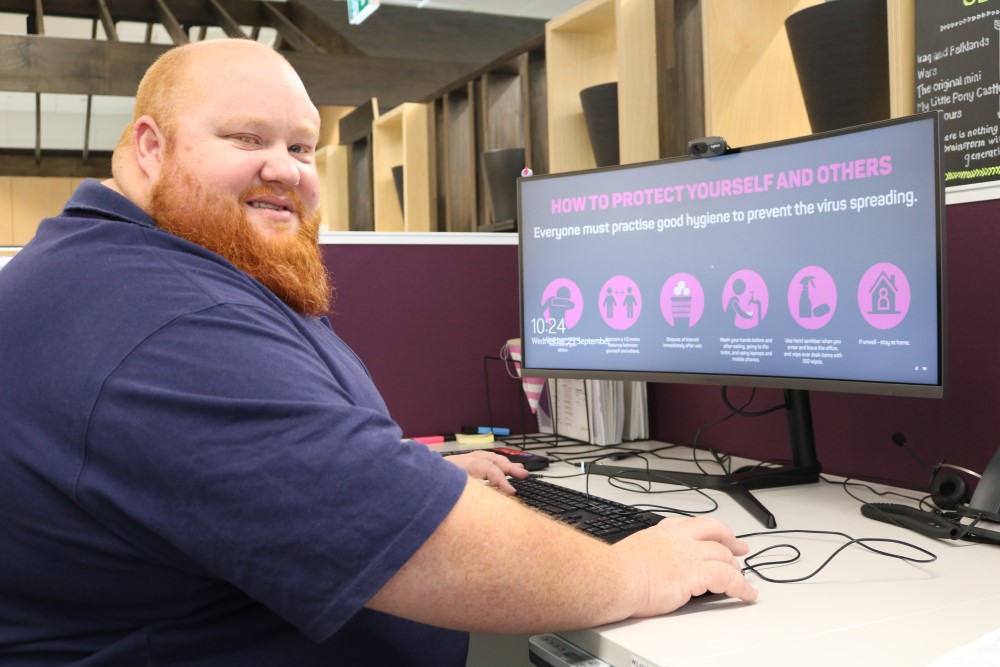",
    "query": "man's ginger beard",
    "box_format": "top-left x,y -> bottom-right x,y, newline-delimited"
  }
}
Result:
148,155 -> 332,317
